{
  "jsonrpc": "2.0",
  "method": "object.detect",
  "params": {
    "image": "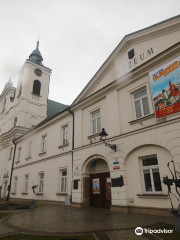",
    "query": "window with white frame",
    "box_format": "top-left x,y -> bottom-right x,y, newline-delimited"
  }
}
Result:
17,147 -> 21,162
42,135 -> 47,153
39,173 -> 44,192
28,142 -> 32,158
141,156 -> 162,193
60,169 -> 67,193
9,147 -> 13,160
24,175 -> 29,193
133,89 -> 150,119
91,110 -> 101,134
13,177 -> 18,193
62,126 -> 68,145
